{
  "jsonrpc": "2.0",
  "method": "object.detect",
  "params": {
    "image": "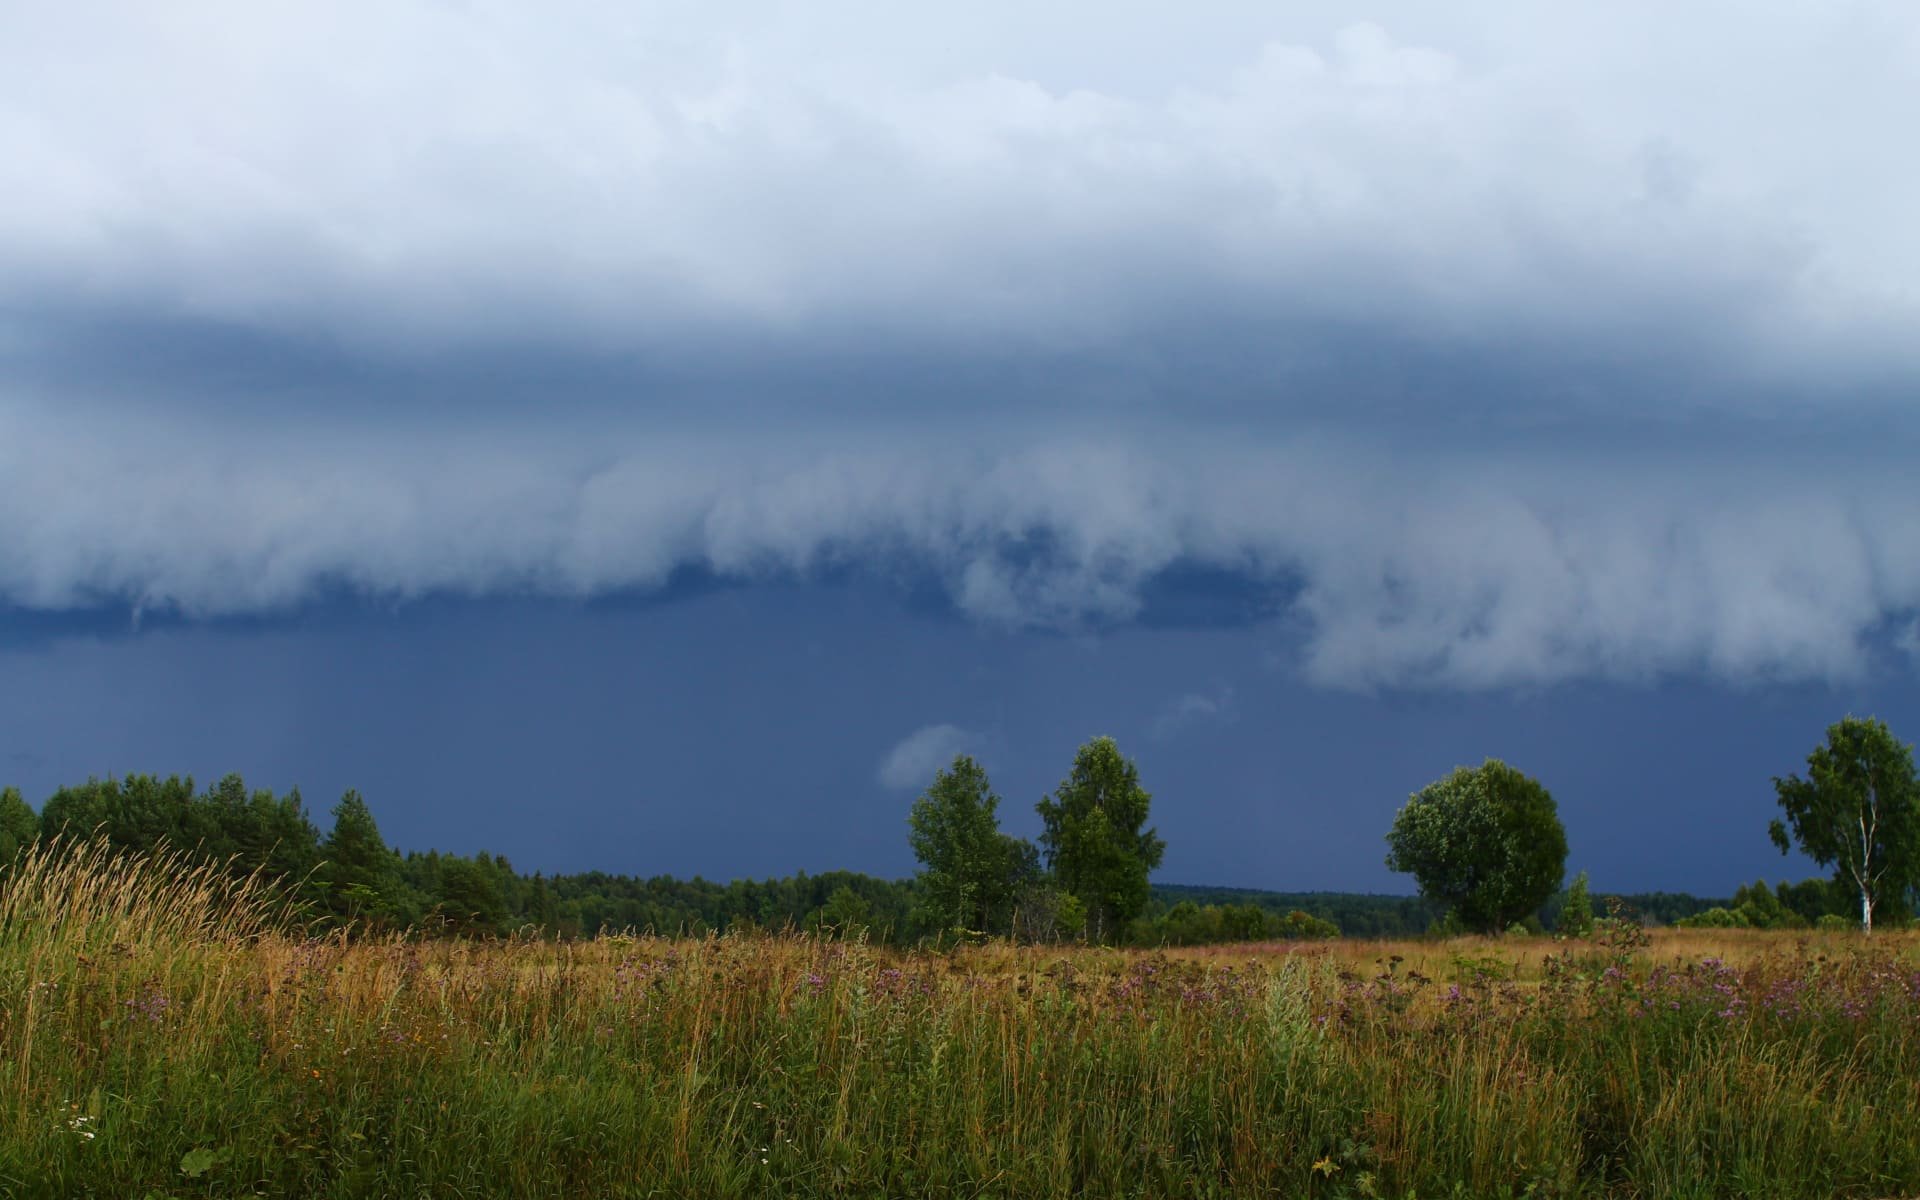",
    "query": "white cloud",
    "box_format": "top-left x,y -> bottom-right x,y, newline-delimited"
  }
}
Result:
4,4 -> 1920,693
0,3 -> 1916,393
1151,685 -> 1236,741
877,723 -> 976,790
